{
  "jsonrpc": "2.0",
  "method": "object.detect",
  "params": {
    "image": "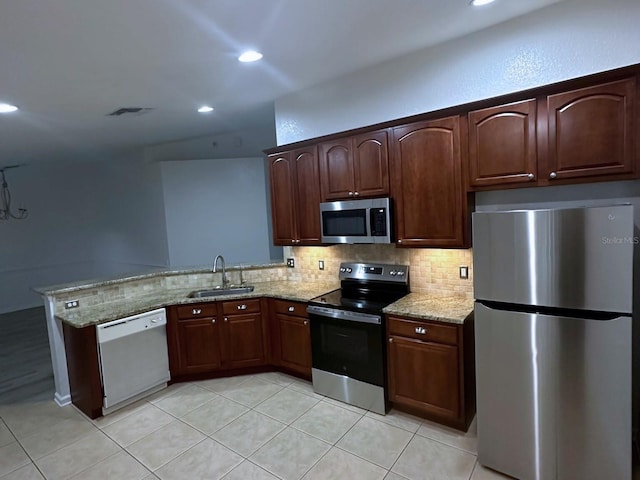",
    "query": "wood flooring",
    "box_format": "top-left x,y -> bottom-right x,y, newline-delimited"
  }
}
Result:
0,307 -> 54,404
